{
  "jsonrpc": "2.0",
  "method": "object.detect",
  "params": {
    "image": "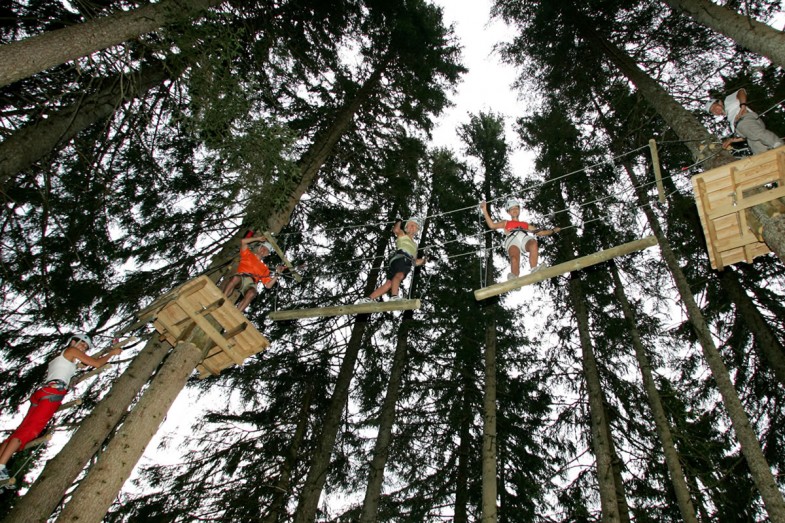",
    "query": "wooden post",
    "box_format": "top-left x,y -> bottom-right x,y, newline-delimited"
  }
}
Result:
649,138 -> 665,204
268,299 -> 421,321
264,231 -> 303,282
473,236 -> 659,301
